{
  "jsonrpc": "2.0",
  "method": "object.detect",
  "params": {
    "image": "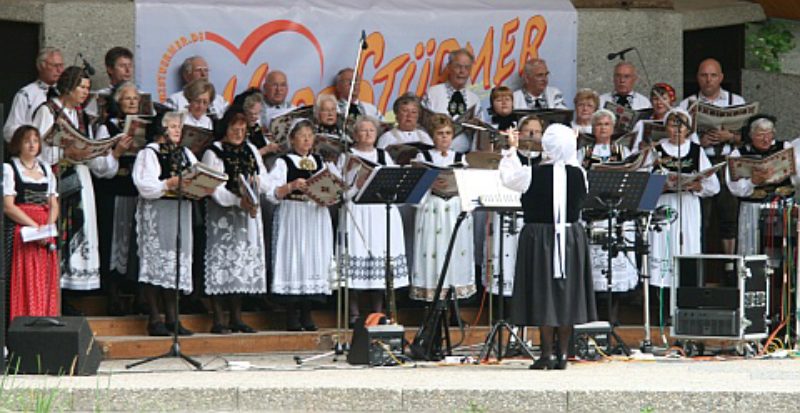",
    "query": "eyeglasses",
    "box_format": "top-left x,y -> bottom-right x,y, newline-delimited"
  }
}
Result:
450,63 -> 472,71
44,61 -> 64,70
193,67 -> 210,74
